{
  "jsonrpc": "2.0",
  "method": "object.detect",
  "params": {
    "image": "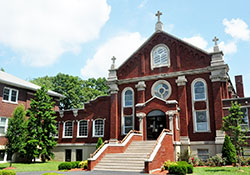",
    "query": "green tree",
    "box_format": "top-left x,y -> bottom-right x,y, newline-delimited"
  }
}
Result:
222,101 -> 247,166
96,137 -> 103,149
5,105 -> 27,167
25,85 -> 57,162
222,135 -> 236,165
31,73 -> 109,110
